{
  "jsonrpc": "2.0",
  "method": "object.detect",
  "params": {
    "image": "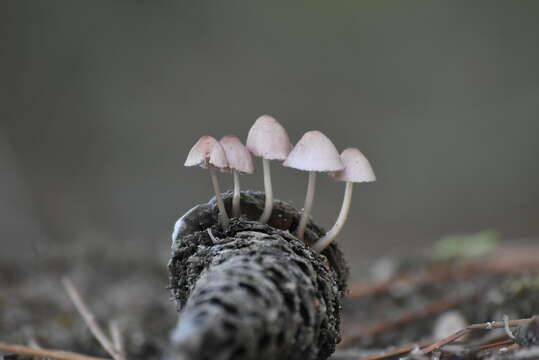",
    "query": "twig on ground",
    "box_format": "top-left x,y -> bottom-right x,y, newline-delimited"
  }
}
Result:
109,321 -> 125,360
0,342 -> 110,360
503,315 -> 516,340
355,341 -> 432,360
475,339 -> 514,351
341,294 -> 478,347
421,317 -> 532,354
207,227 -> 219,242
62,277 -> 126,360
501,343 -> 520,353
355,318 -> 530,360
348,250 -> 539,300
